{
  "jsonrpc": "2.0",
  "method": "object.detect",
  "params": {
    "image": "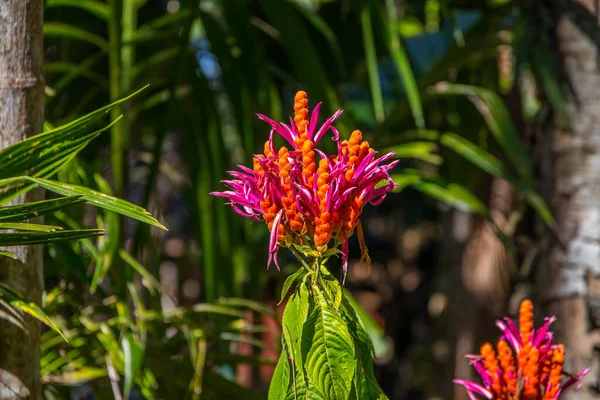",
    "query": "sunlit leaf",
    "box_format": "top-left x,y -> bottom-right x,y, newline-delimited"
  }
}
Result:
43,367 -> 108,385
0,283 -> 67,341
0,222 -> 63,232
301,287 -> 354,399
0,177 -> 166,230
